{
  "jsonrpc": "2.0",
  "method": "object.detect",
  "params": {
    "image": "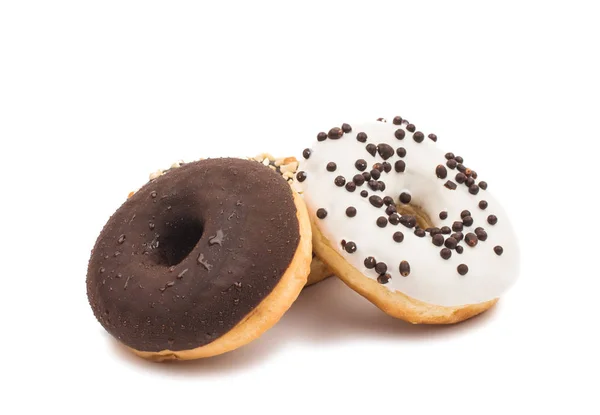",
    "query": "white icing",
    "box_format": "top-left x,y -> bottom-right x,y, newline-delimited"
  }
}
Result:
297,120 -> 520,307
